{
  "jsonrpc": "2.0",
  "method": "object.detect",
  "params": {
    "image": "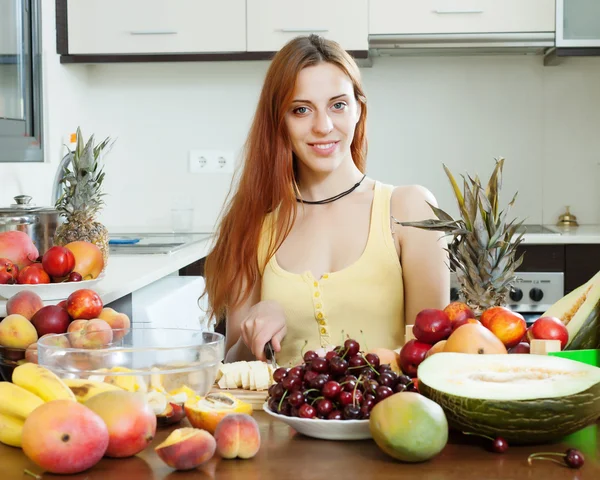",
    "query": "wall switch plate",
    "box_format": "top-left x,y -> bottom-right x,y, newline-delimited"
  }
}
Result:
189,150 -> 235,174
